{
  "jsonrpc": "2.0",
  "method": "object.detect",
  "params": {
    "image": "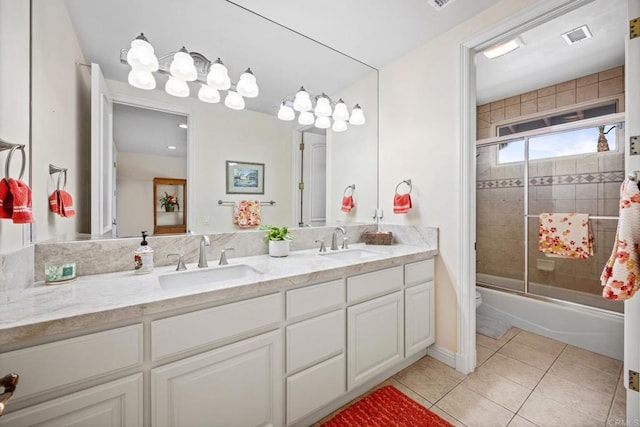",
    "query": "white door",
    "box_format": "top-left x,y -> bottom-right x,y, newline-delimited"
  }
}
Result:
151,331 -> 282,427
91,63 -> 114,237
298,131 -> 326,227
405,281 -> 435,357
347,291 -> 403,390
626,0 -> 640,422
